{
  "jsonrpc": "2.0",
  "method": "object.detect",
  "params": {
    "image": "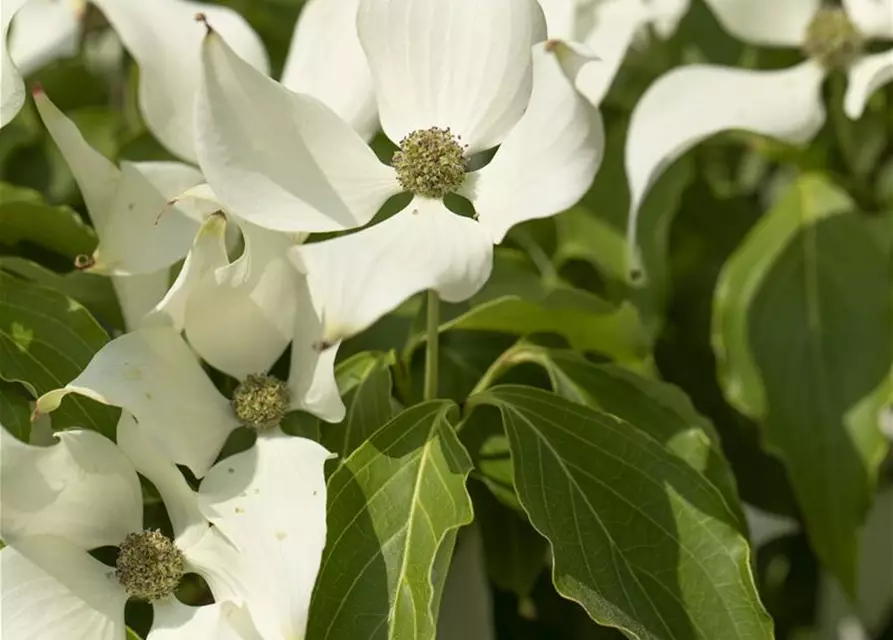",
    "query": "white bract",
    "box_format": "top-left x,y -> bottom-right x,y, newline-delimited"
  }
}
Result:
0,415 -> 331,640
539,0 -> 691,106
33,89 -> 213,329
146,216 -> 343,421
36,323 -> 344,476
196,0 -> 604,354
0,0 -> 267,155
1,0 -> 375,147
624,0 -> 893,273
34,90 -> 323,386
